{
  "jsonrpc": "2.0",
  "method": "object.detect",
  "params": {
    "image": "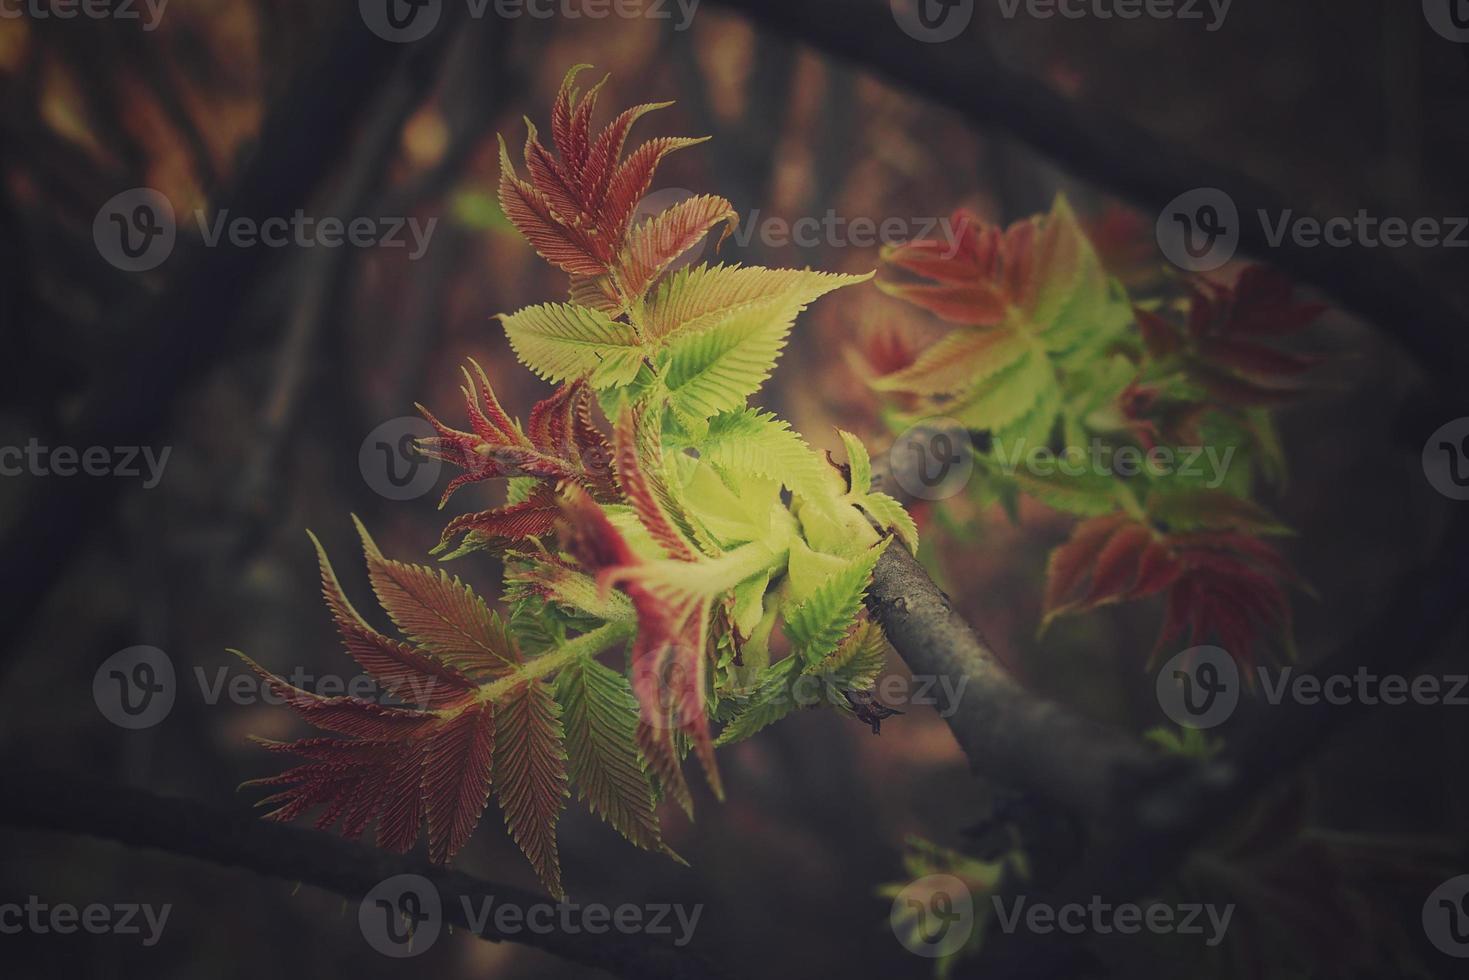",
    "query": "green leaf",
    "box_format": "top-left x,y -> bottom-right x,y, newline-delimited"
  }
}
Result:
701,408 -> 842,509
786,537 -> 854,605
644,263 -> 871,341
715,656 -> 803,746
1145,488 -> 1293,536
868,327 -> 1030,397
803,619 -> 888,692
1007,467 -> 1120,518
837,429 -> 872,495
499,302 -> 645,387
950,345 -> 1058,433
556,657 -> 669,856
782,542 -> 886,665
664,296 -> 800,424
1026,195 -> 1130,359
857,491 -> 920,555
